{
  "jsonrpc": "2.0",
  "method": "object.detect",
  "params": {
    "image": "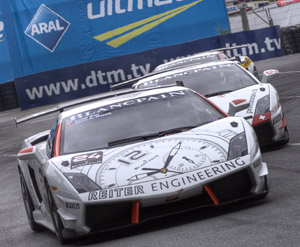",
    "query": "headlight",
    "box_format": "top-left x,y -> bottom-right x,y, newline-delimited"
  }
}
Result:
64,173 -> 100,193
254,95 -> 270,116
228,132 -> 248,160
